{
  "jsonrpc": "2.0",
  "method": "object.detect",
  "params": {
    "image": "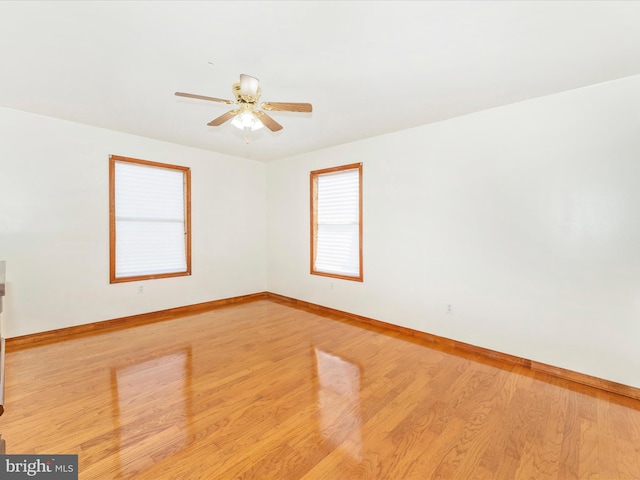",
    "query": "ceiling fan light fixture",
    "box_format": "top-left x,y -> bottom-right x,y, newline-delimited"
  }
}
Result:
231,111 -> 264,131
